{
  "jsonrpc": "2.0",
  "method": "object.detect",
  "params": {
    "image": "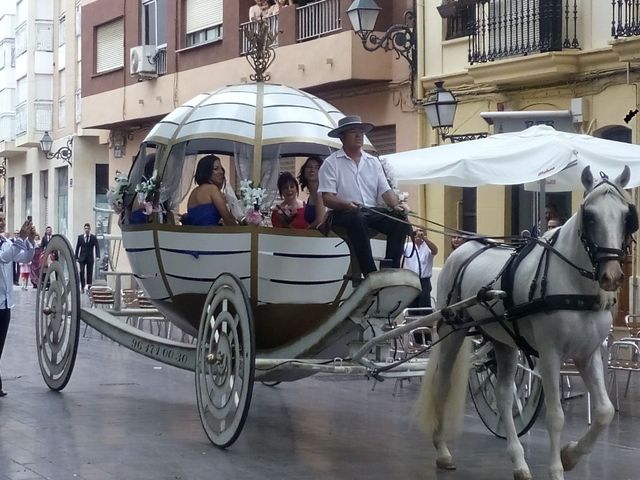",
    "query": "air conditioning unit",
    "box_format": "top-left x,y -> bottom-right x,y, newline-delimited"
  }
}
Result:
130,45 -> 157,79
